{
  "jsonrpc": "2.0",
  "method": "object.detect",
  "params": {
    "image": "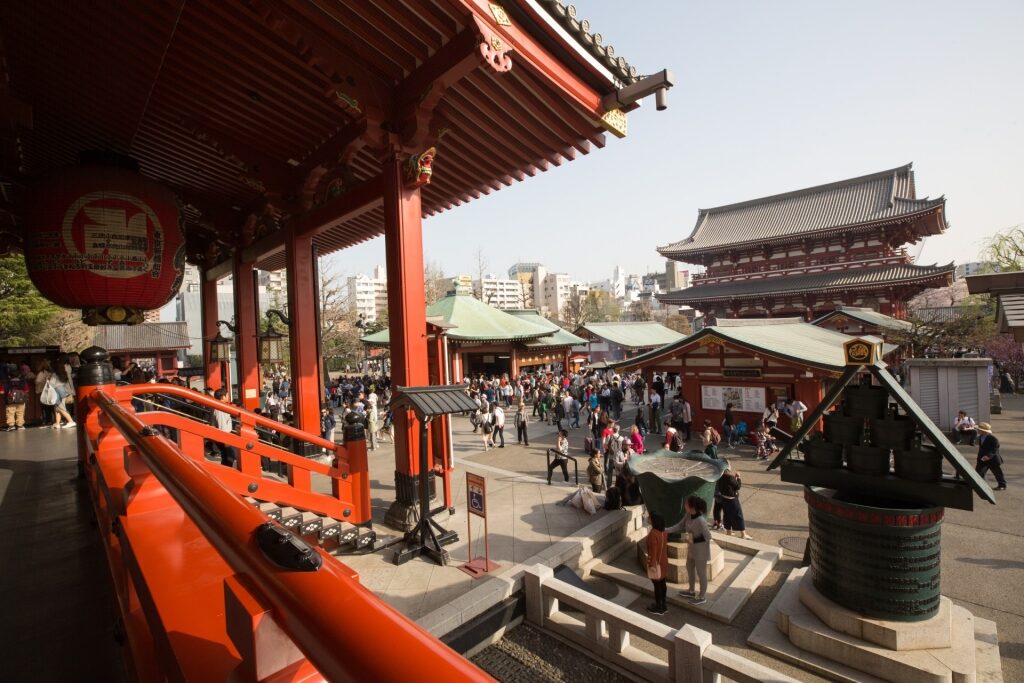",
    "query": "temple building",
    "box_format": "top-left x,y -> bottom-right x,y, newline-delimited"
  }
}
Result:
657,164 -> 955,320
362,293 -> 586,378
